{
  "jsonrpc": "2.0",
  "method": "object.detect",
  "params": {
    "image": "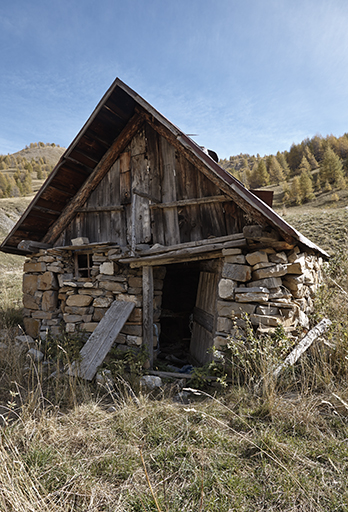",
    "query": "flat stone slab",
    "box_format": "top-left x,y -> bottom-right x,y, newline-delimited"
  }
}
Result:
247,277 -> 283,289
252,264 -> 288,280
245,251 -> 269,266
222,263 -> 251,282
